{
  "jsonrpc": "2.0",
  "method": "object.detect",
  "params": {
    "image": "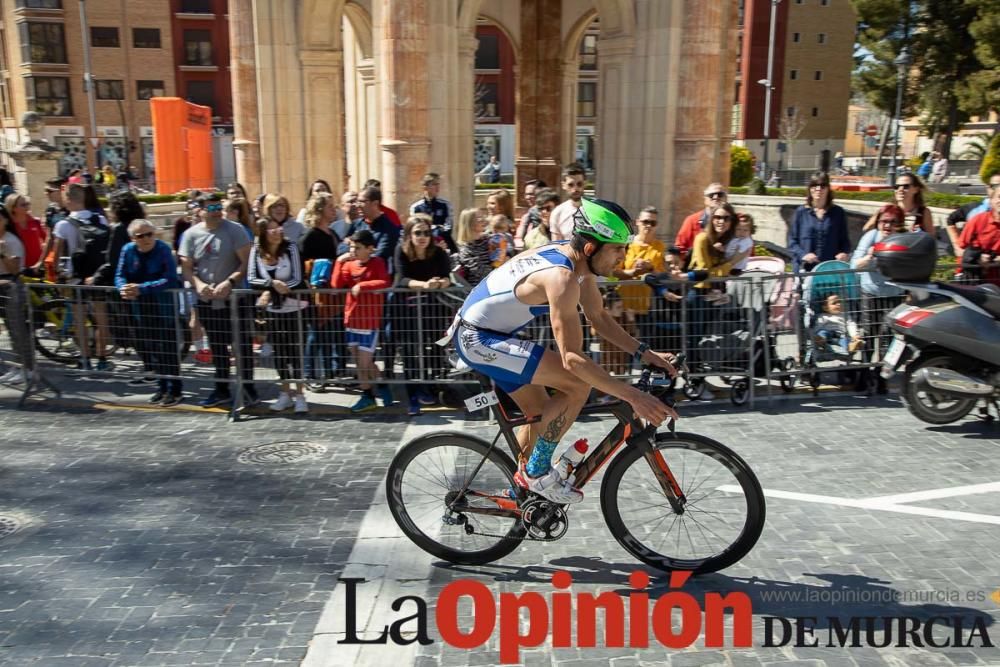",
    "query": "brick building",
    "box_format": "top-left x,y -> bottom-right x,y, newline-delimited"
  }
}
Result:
734,0 -> 856,172
170,0 -> 231,124
0,0 -> 176,179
